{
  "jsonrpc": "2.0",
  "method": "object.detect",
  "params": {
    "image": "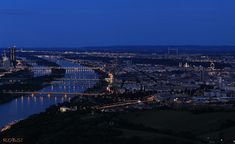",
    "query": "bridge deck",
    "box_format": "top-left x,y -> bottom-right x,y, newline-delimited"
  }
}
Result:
3,91 -> 104,96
